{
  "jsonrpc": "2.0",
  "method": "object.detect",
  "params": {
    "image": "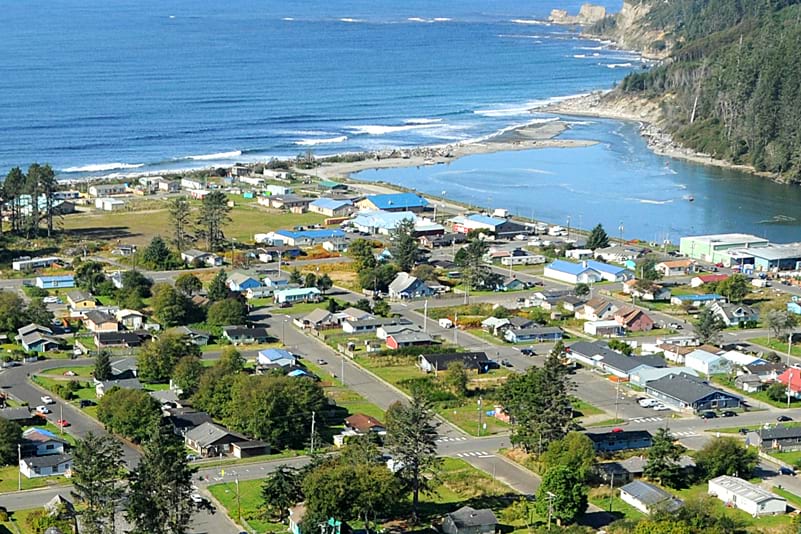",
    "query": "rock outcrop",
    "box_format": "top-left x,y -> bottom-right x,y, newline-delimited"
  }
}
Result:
549,4 -> 607,25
